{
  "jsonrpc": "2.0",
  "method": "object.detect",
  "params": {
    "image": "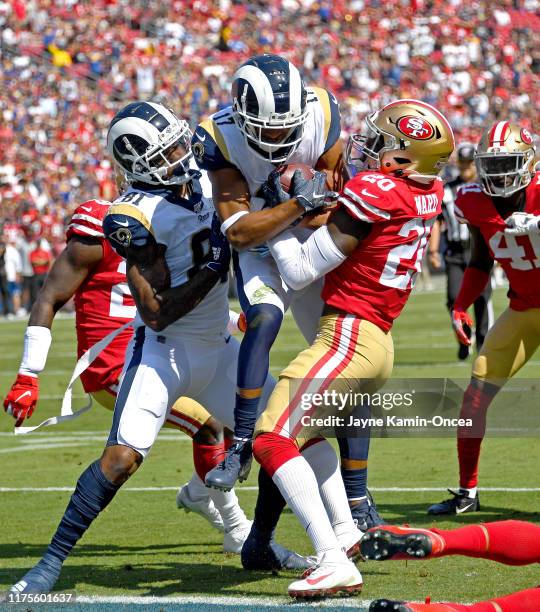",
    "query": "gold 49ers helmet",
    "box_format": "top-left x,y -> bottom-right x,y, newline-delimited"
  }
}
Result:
346,99 -> 455,180
475,122 -> 536,197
